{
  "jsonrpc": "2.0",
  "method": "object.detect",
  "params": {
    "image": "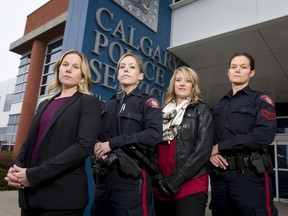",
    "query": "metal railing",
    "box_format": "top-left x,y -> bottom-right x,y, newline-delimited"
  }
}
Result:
272,134 -> 288,201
